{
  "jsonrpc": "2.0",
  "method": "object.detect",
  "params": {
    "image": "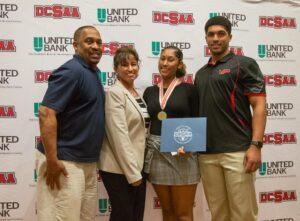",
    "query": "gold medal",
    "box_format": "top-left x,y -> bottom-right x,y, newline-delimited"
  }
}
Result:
157,78 -> 179,121
157,111 -> 167,120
